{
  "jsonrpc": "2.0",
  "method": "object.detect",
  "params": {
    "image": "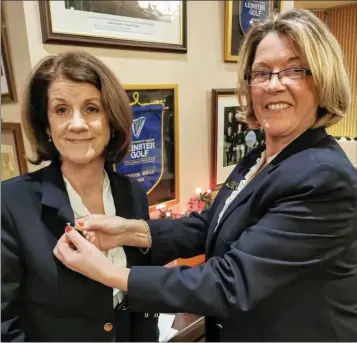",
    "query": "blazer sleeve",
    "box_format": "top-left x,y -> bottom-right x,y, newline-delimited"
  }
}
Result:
1,199 -> 25,342
127,163 -> 357,317
148,208 -> 213,266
